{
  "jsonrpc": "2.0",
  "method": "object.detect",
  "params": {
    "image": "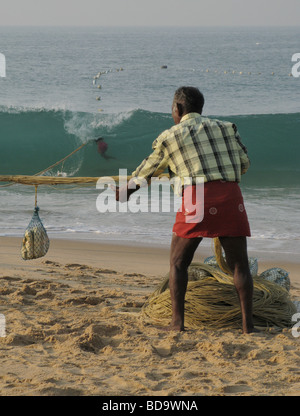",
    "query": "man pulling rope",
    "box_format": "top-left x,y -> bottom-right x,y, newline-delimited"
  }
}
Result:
114,86 -> 256,334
